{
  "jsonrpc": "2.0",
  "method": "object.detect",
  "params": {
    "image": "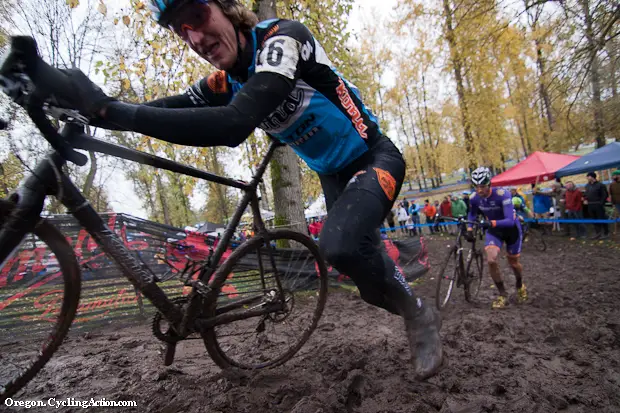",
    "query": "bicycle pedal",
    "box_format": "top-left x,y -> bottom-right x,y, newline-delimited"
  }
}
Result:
163,342 -> 177,366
